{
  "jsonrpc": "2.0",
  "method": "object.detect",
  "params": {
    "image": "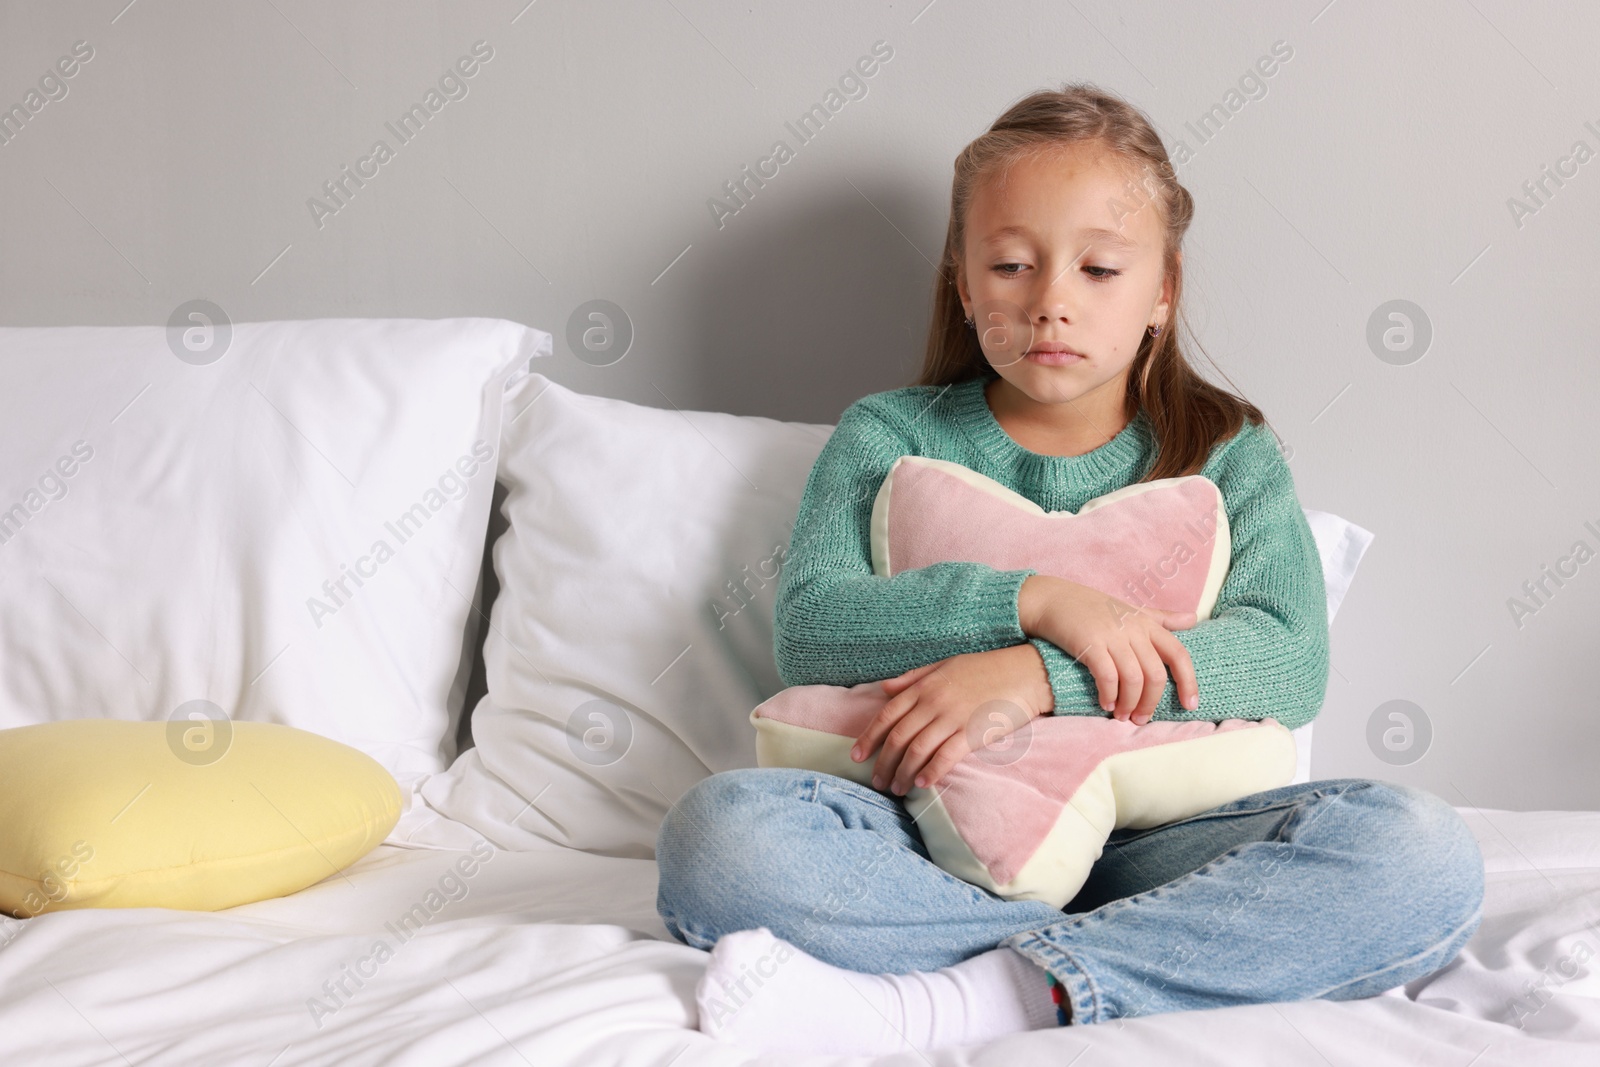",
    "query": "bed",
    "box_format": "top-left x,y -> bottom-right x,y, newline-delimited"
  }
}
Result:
2,318 -> 1597,1065
3,801 -> 1599,1065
